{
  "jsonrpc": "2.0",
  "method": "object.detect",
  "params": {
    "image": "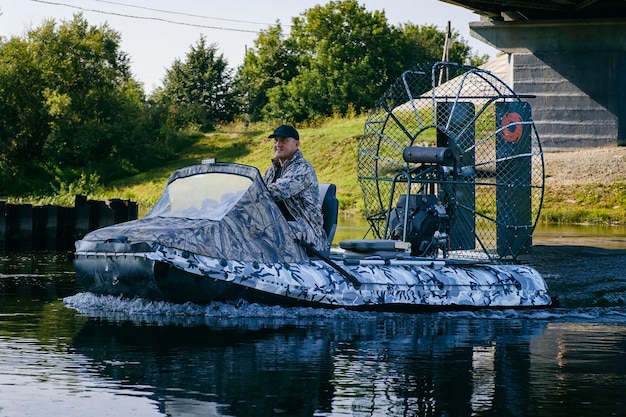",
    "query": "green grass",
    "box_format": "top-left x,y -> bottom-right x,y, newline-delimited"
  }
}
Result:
3,116 -> 625,225
83,116 -> 368,217
541,182 -> 626,225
